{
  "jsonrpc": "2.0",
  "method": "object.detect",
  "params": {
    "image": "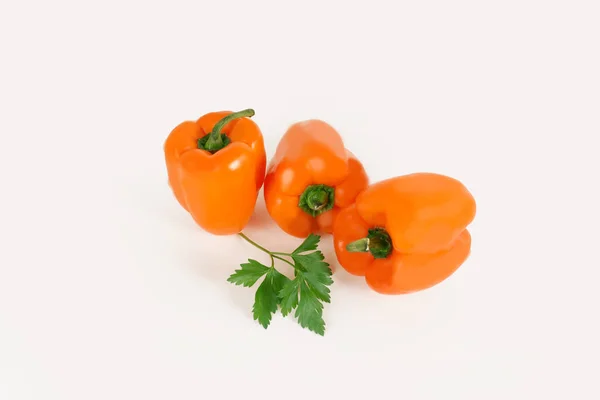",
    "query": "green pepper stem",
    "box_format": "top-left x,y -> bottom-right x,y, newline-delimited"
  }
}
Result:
345,228 -> 393,259
307,190 -> 329,211
203,108 -> 255,152
298,184 -> 335,217
346,238 -> 369,252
